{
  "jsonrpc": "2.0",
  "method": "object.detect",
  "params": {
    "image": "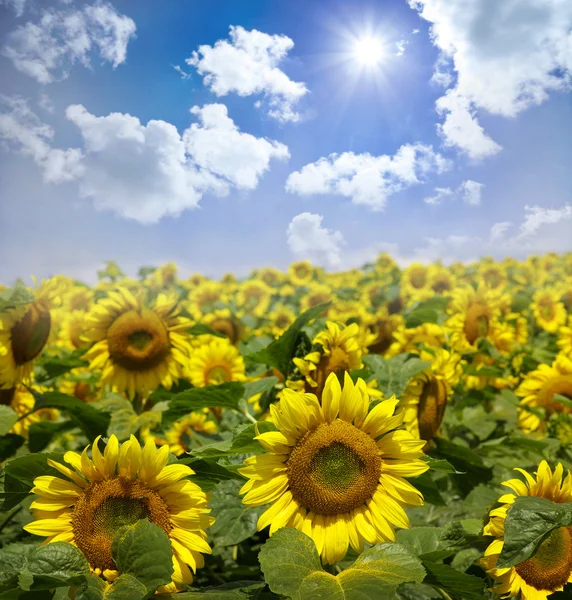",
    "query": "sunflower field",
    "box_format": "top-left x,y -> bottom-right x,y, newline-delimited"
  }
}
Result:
1,254 -> 572,600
